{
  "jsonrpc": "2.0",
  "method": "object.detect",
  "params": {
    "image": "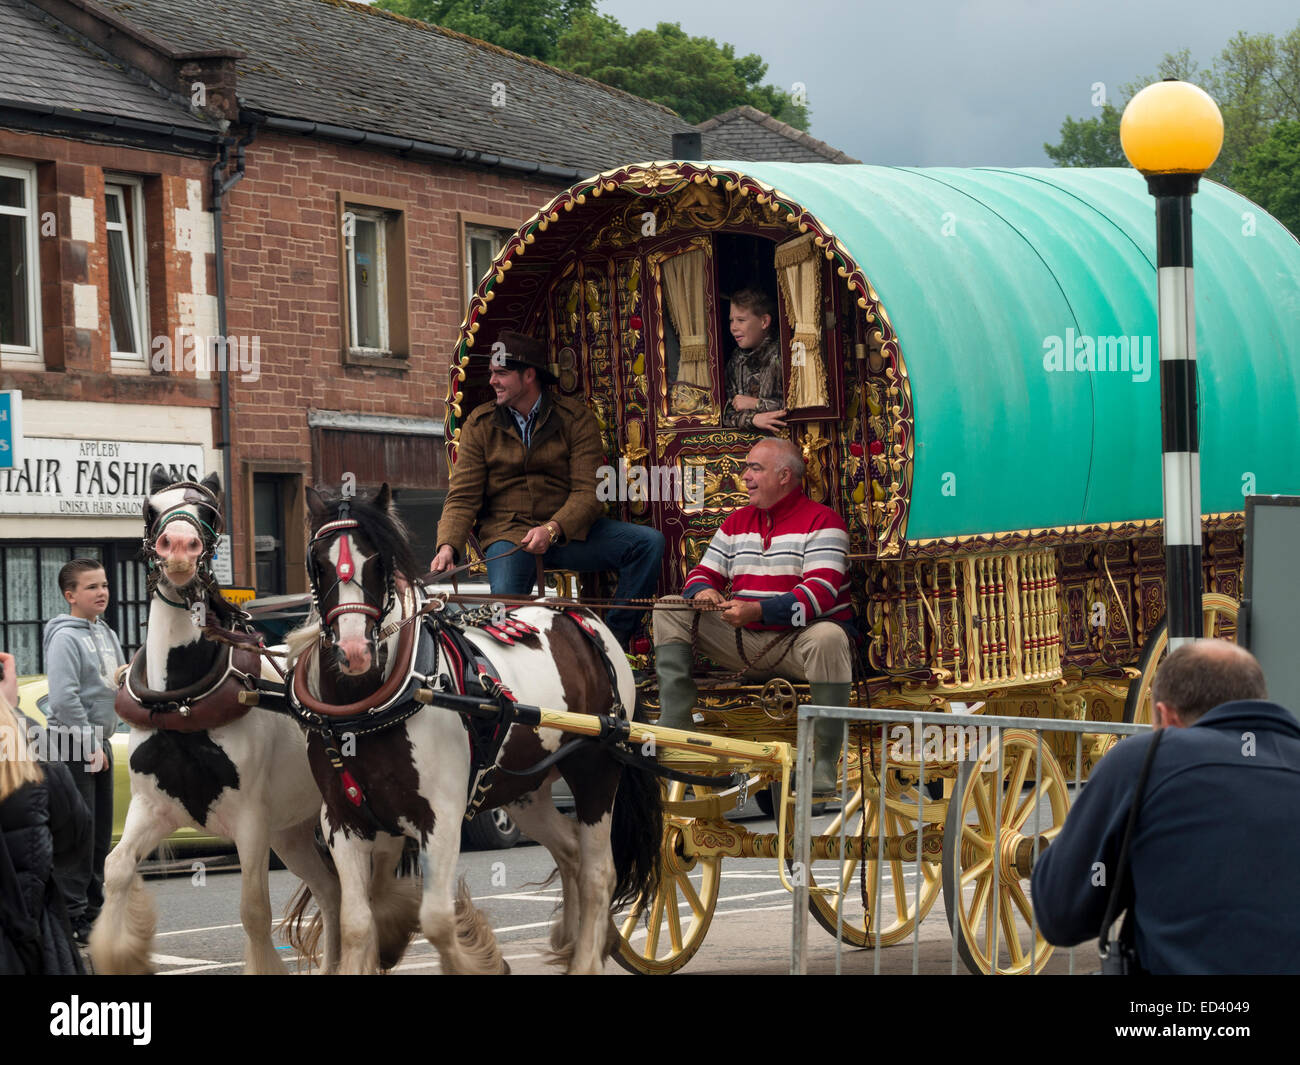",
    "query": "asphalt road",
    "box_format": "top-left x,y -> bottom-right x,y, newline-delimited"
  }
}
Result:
133,804 -> 830,975
107,792 -> 1095,977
